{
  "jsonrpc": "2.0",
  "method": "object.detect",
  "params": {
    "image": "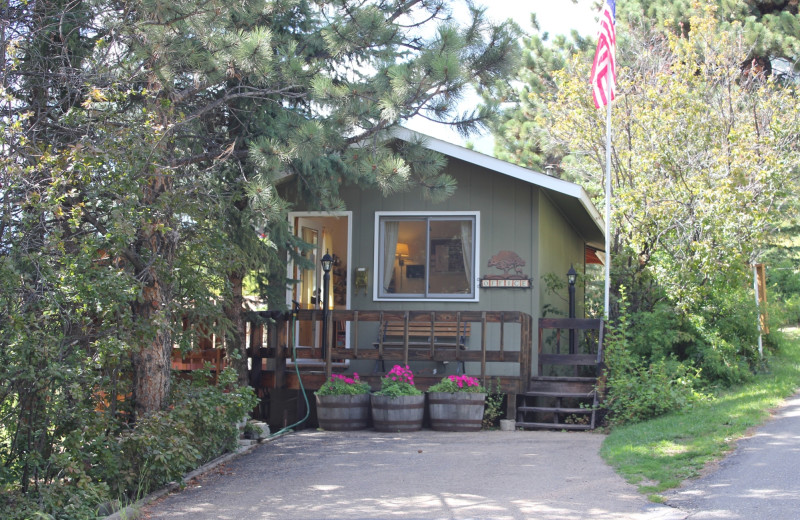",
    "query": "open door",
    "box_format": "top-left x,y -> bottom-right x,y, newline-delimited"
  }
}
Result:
296,223 -> 321,348
288,212 -> 351,358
